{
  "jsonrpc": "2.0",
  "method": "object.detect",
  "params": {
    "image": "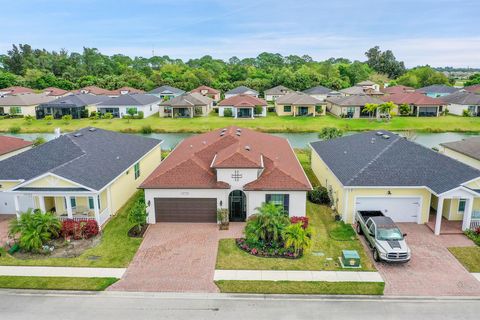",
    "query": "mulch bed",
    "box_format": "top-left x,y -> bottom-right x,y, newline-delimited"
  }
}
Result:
236,238 -> 301,259
127,225 -> 148,238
